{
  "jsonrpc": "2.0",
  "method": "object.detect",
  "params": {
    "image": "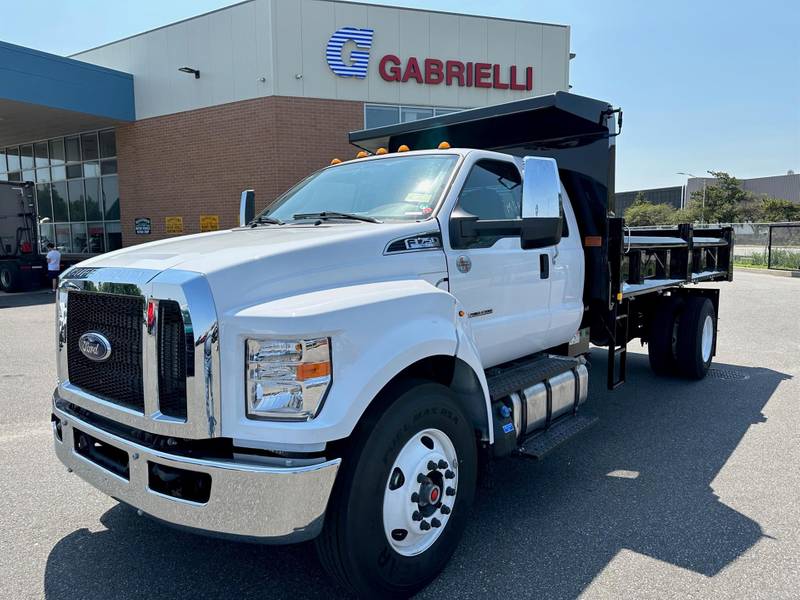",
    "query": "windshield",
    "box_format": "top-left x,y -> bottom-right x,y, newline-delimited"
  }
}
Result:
262,154 -> 459,222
